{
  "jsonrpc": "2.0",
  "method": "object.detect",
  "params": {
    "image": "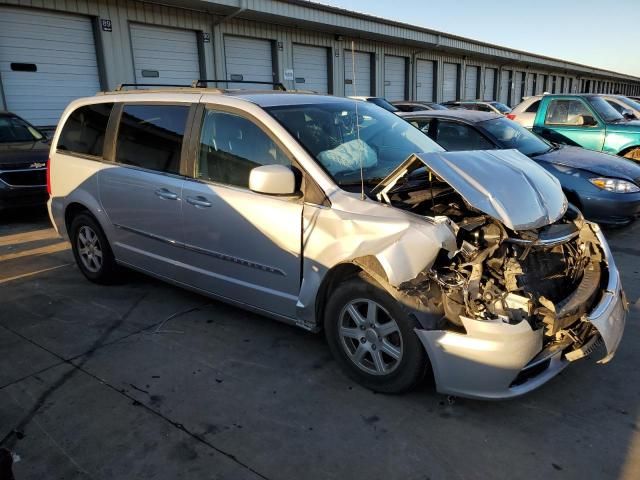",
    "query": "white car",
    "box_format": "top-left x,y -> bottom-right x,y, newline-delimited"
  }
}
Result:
47,88 -> 626,399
